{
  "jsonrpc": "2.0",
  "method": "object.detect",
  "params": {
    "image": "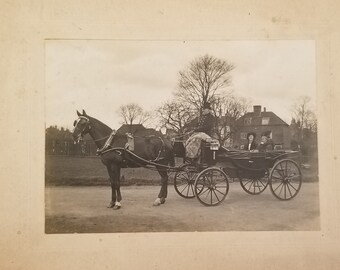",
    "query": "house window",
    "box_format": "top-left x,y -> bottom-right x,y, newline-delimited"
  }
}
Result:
262,117 -> 270,125
241,132 -> 247,139
244,118 -> 252,125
